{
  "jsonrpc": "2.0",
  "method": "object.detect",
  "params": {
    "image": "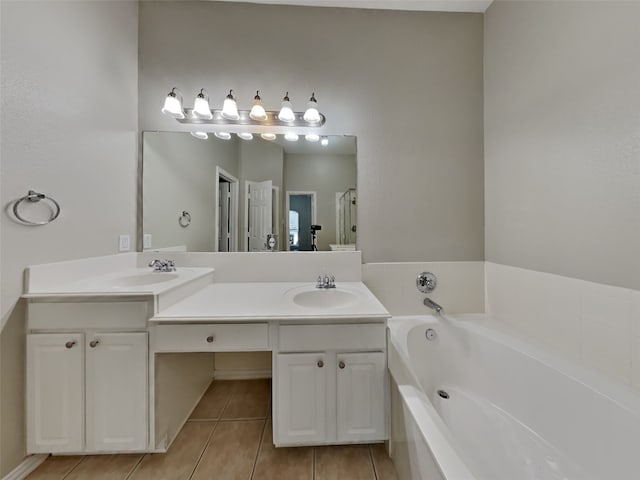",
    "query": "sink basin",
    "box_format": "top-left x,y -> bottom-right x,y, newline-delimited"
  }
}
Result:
107,272 -> 180,288
292,288 -> 359,309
